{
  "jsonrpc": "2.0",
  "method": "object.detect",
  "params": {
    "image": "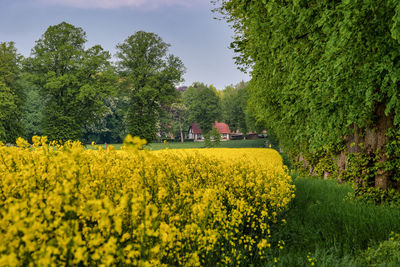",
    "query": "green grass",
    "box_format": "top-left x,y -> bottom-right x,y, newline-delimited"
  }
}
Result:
147,139 -> 267,150
86,139 -> 267,150
273,175 -> 400,266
